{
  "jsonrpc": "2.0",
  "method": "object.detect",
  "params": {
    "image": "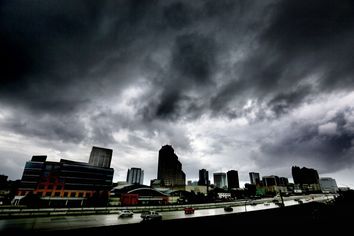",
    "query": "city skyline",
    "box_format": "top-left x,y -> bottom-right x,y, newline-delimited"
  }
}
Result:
1,144 -> 335,188
1,0 -> 354,188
